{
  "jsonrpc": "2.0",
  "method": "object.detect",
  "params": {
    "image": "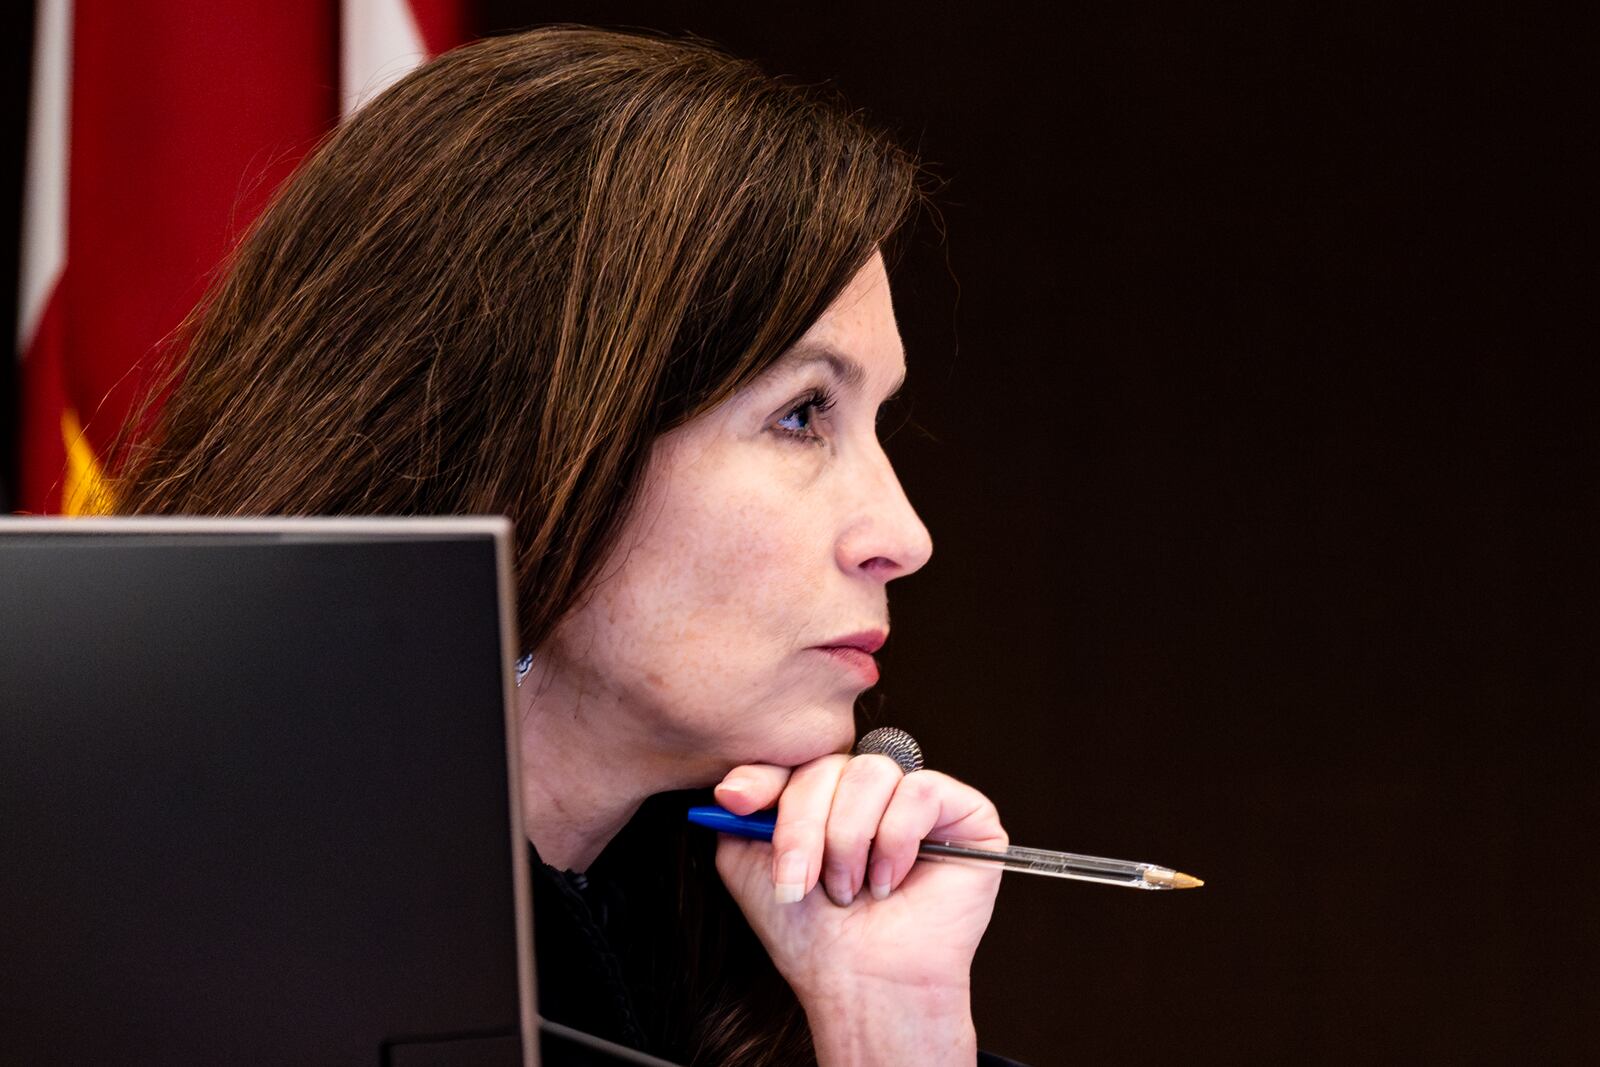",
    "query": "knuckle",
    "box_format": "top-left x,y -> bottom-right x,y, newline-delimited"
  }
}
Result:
901,769 -> 940,803
771,814 -> 824,852
979,800 -> 1009,848
825,825 -> 870,857
845,752 -> 901,784
872,818 -> 915,856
